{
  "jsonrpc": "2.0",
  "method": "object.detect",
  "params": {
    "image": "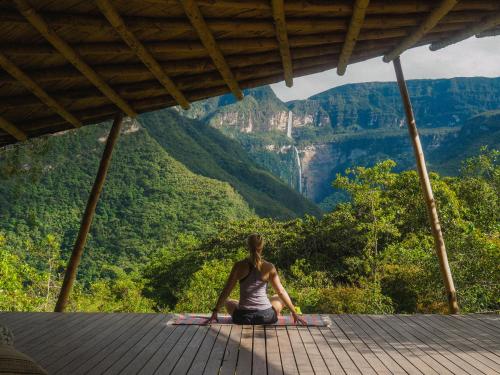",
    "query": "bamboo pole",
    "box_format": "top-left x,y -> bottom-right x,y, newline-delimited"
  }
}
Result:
337,0 -> 370,75
393,57 -> 459,314
96,0 -> 189,109
430,12 -> 500,50
0,116 -> 27,141
0,52 -> 81,128
383,0 -> 457,62
14,0 -> 136,118
271,0 -> 293,87
54,113 -> 124,312
179,0 -> 243,100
